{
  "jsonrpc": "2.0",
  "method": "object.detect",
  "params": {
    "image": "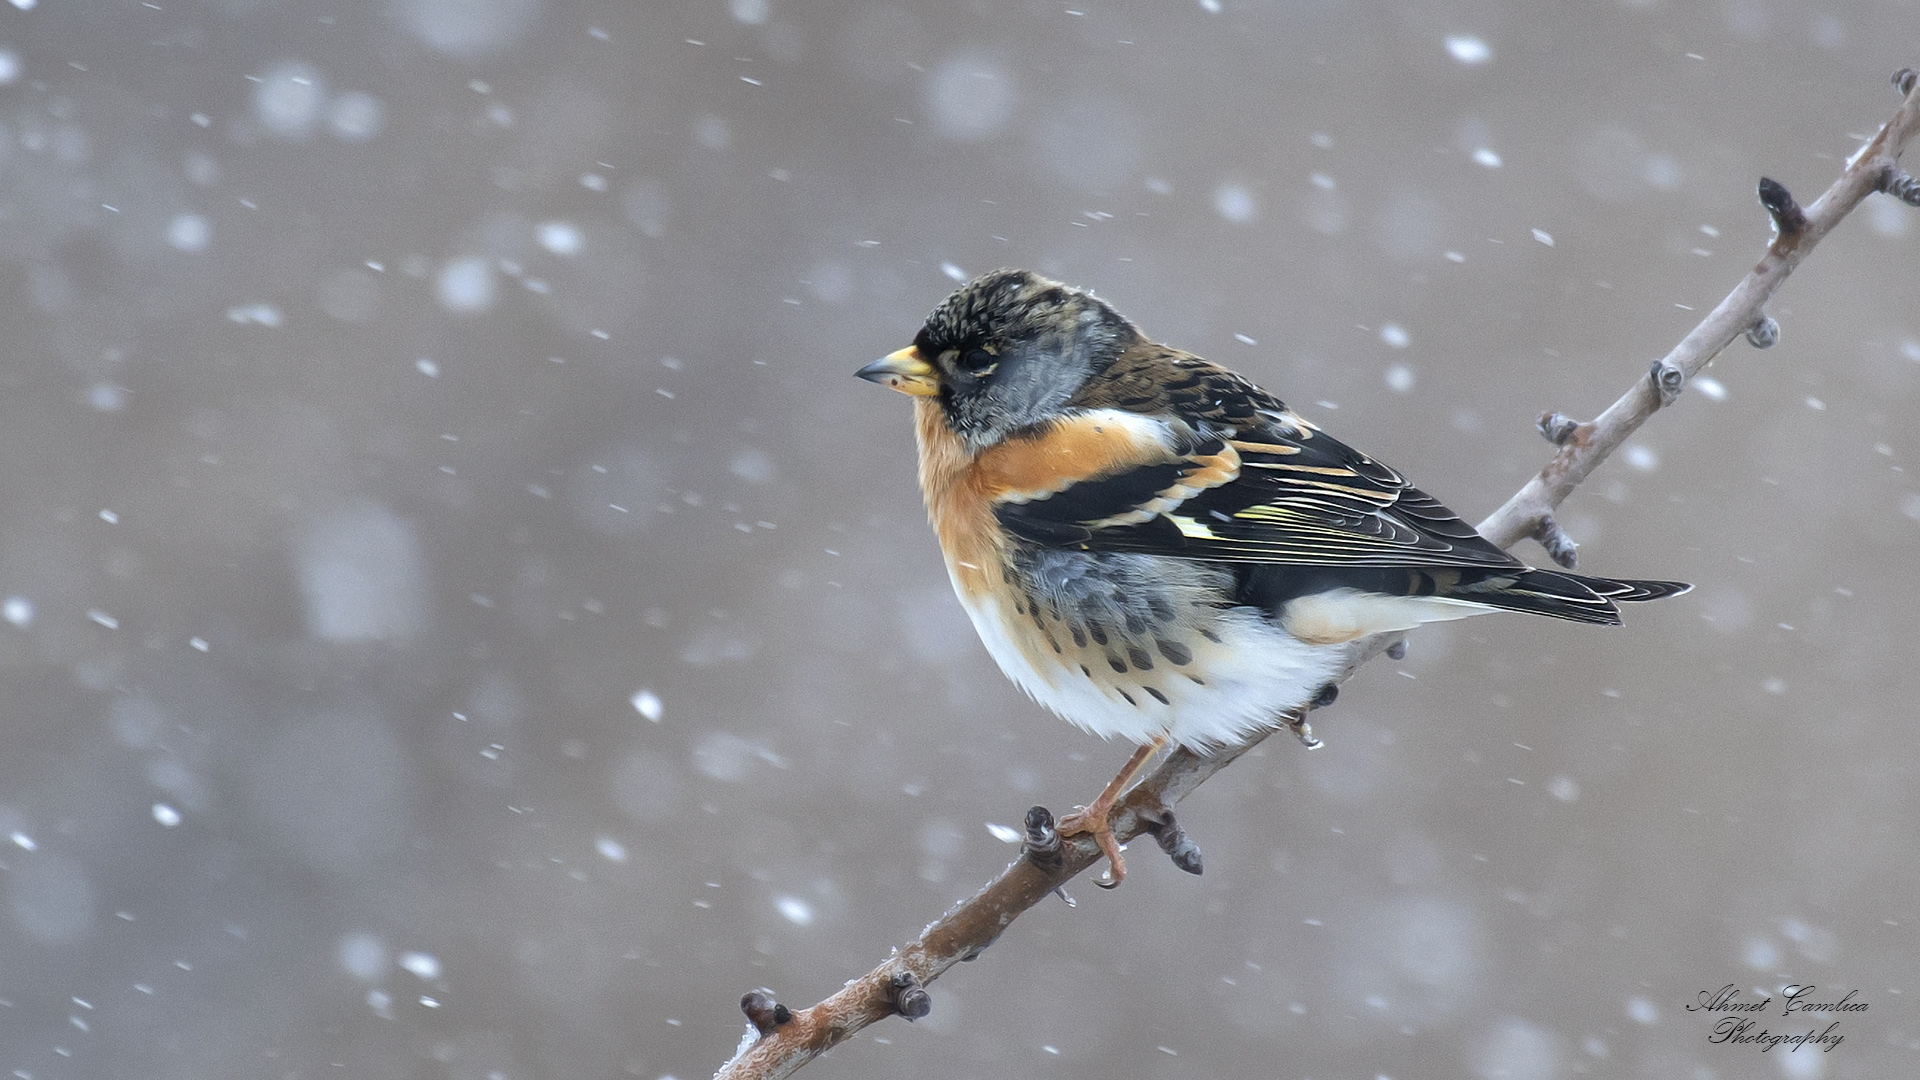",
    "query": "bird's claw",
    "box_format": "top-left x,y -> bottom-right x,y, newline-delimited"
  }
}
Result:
1093,841 -> 1126,889
1058,806 -> 1128,888
1287,712 -> 1324,749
